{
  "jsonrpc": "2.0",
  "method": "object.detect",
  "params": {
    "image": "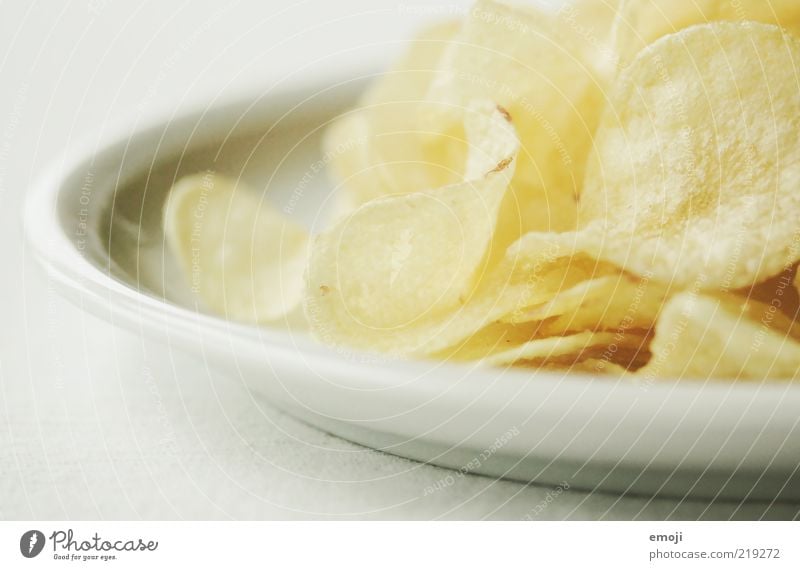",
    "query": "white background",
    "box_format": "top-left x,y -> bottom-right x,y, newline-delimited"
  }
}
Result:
1,0 -> 798,520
